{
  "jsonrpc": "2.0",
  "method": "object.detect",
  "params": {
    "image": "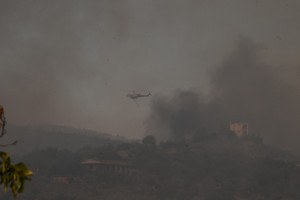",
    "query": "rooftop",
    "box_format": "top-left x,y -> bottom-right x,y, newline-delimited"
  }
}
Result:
80,159 -> 133,166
